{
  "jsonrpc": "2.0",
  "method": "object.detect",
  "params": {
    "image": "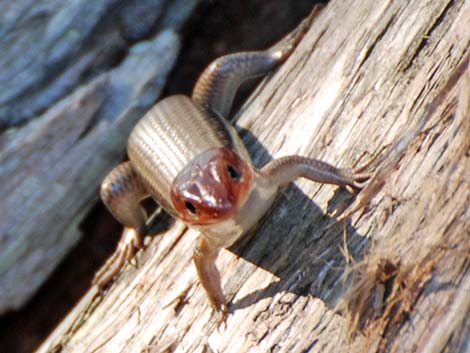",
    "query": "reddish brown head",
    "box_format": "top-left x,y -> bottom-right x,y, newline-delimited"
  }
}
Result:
171,148 -> 253,225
